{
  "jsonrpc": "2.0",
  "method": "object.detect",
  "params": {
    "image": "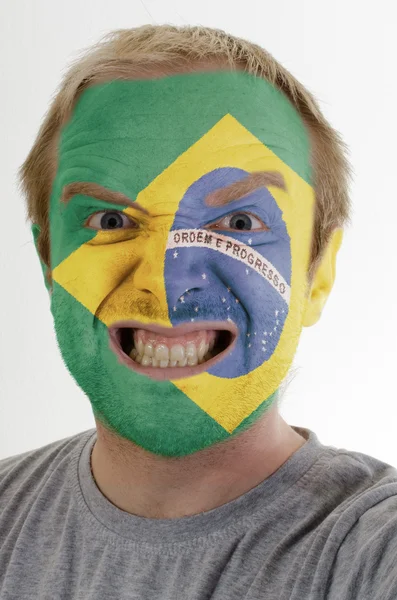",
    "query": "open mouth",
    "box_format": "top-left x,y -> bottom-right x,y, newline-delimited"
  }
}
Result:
108,320 -> 237,381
